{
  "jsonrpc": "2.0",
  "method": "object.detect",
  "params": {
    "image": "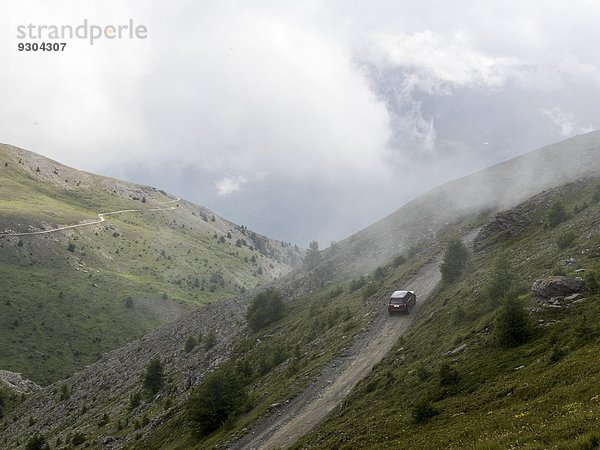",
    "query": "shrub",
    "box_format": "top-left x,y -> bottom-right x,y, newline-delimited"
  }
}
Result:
72,432 -> 86,446
246,289 -> 285,332
186,364 -> 247,437
585,271 -> 599,295
143,358 -> 164,395
129,391 -> 142,410
348,276 -> 367,293
373,266 -> 386,280
547,201 -> 569,228
25,435 -> 49,450
304,240 -> 322,270
184,335 -> 197,353
485,255 -> 517,302
440,237 -> 470,283
415,361 -> 431,381
438,363 -> 461,387
495,295 -> 532,348
362,282 -> 379,301
67,242 -> 76,252
204,331 -> 217,350
393,254 -> 407,267
556,231 -> 576,249
412,397 -> 439,424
